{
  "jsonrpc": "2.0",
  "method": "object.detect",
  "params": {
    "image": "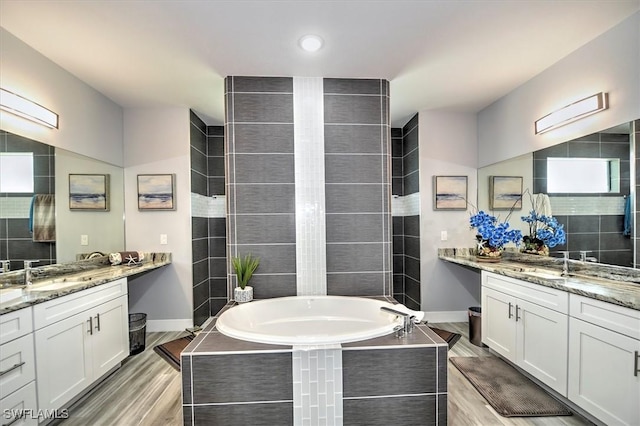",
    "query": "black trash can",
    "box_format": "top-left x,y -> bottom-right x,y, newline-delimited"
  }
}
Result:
468,307 -> 483,347
129,313 -> 147,355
